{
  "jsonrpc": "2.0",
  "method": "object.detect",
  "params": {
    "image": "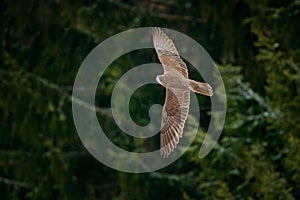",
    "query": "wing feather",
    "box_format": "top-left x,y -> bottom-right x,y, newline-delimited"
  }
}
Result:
153,27 -> 189,78
160,88 -> 190,158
